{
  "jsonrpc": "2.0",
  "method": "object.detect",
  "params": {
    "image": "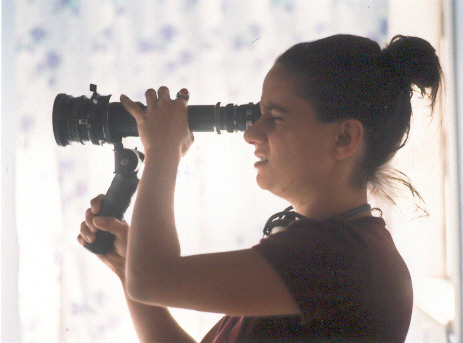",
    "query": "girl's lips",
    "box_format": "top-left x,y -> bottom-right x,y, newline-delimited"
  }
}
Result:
254,157 -> 268,168
253,150 -> 269,167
